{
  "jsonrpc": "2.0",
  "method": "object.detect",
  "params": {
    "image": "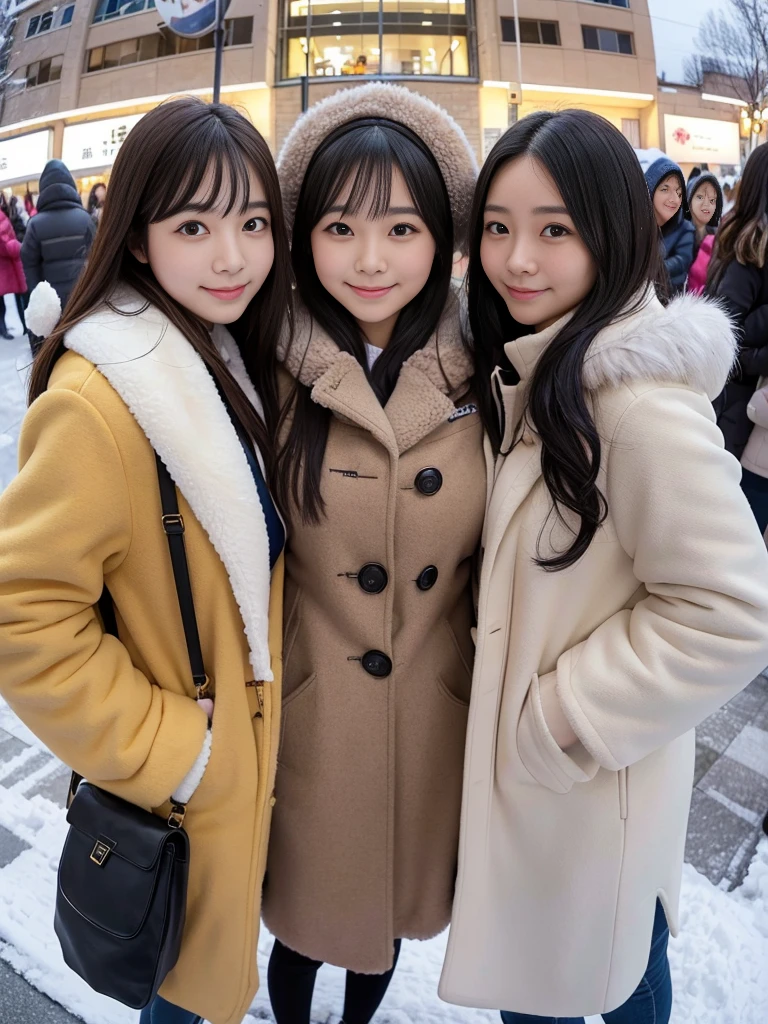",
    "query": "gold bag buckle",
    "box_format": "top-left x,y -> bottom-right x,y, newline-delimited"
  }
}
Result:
90,835 -> 116,867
